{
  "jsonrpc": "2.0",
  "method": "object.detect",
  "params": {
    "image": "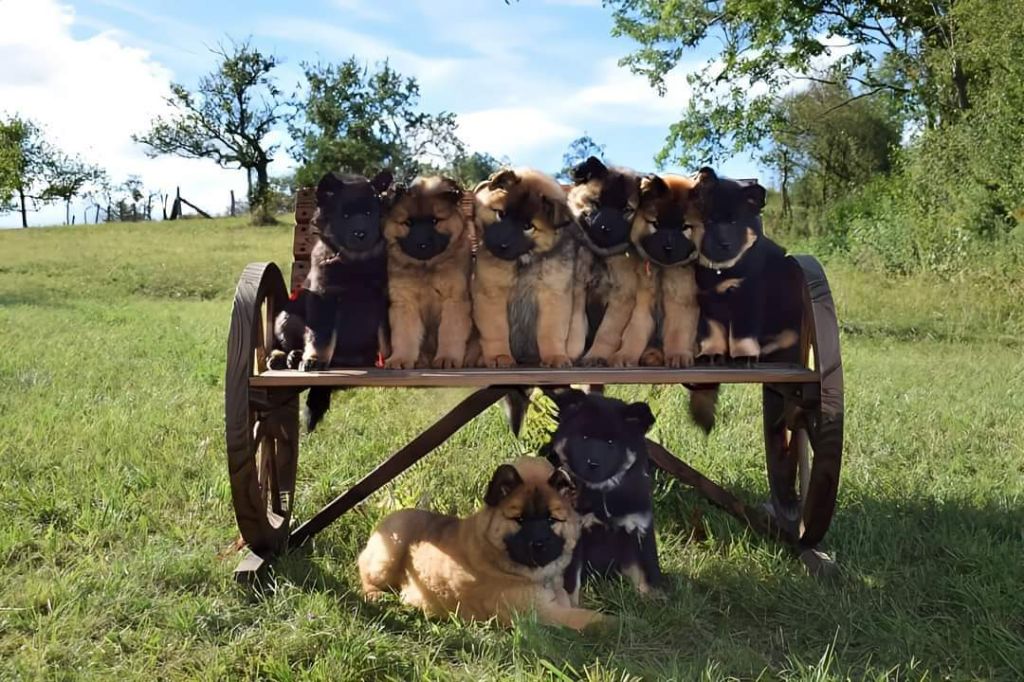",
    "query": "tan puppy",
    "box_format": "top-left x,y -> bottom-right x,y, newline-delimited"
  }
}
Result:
358,457 -> 610,630
383,176 -> 473,369
472,168 -> 586,368
567,157 -> 645,367
617,174 -> 702,367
